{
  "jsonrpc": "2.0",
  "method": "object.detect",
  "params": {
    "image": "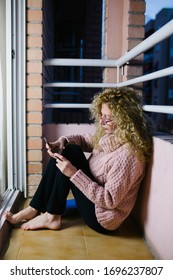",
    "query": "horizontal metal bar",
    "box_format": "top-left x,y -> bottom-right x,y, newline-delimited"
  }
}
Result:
116,66 -> 173,87
44,20 -> 173,69
44,66 -> 173,88
43,20 -> 173,115
143,105 -> 173,114
44,103 -> 90,109
111,19 -> 173,67
44,58 -> 117,67
44,103 -> 173,114
44,82 -> 116,88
